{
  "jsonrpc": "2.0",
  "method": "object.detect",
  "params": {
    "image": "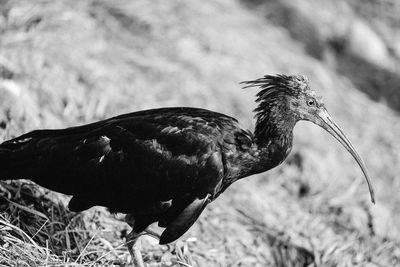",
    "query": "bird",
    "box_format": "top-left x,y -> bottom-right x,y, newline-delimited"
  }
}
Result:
0,74 -> 374,266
